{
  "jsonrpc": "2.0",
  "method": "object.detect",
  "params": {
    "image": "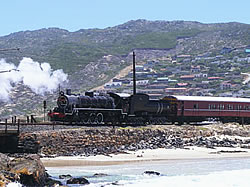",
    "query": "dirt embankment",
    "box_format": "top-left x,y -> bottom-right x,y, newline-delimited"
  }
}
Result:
90,64 -> 133,91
